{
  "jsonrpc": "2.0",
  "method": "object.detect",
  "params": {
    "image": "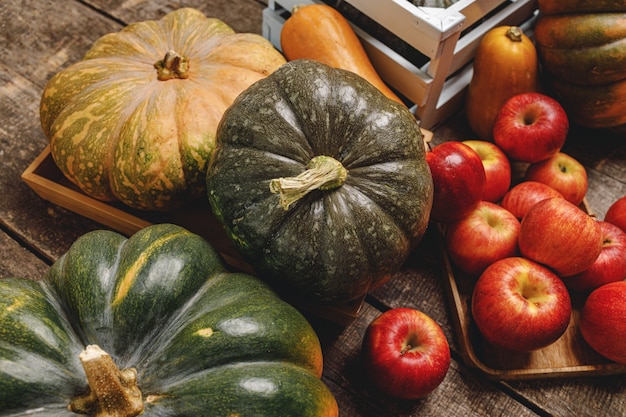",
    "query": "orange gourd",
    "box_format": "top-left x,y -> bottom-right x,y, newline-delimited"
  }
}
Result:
279,4 -> 404,106
464,26 -> 539,140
